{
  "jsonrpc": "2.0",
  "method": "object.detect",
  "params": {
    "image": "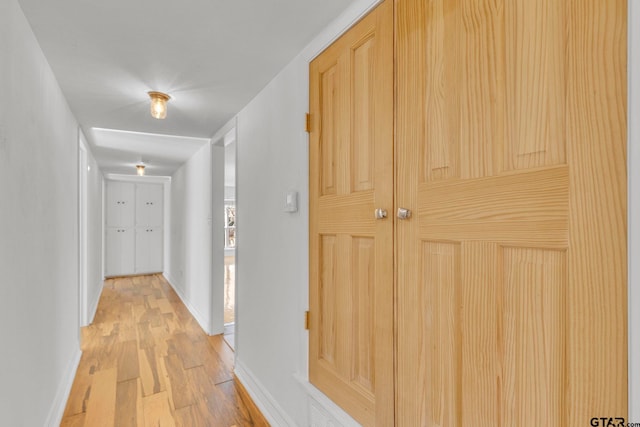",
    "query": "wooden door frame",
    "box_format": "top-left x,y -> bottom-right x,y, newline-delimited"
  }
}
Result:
628,0 -> 640,418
